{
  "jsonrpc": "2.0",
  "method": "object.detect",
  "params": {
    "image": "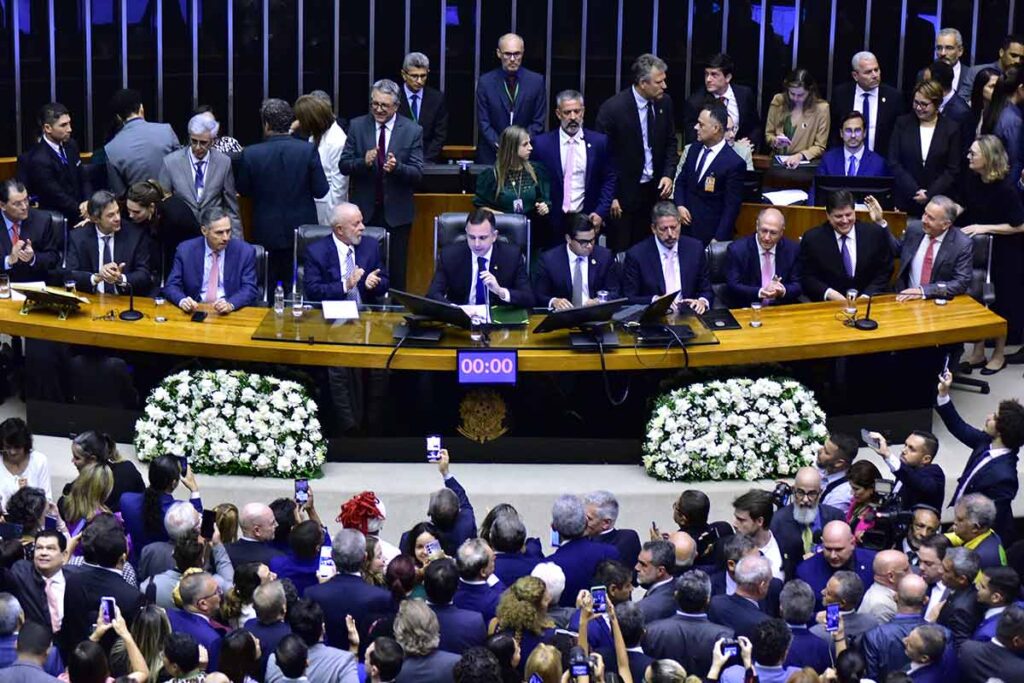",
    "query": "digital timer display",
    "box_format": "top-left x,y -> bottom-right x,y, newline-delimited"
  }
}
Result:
457,349 -> 518,384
